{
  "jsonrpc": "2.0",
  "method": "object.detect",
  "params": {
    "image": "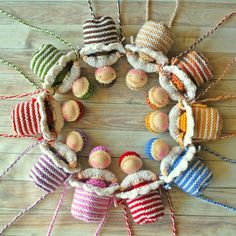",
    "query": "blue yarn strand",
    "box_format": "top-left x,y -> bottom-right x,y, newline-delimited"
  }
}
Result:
196,195 -> 236,212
